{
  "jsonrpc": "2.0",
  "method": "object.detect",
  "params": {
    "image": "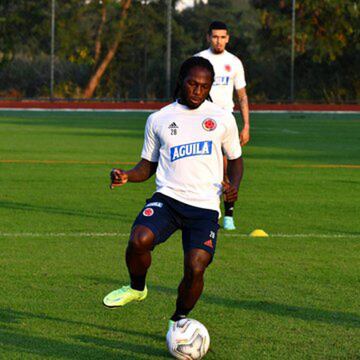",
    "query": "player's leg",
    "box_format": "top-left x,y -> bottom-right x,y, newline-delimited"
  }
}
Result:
223,155 -> 236,230
126,225 -> 155,291
103,225 -> 154,307
103,193 -> 178,308
171,207 -> 219,321
171,248 -> 212,322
